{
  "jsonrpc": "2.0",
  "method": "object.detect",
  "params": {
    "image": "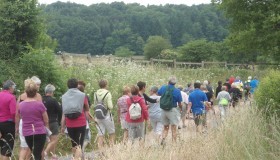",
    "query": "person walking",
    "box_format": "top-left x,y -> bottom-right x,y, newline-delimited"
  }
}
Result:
126,85 -> 149,142
94,79 -> 115,149
148,86 -> 162,139
17,76 -> 42,160
216,86 -> 231,121
17,79 -> 49,160
158,76 -> 182,144
117,86 -> 131,142
77,80 -> 92,151
187,81 -> 210,133
137,81 -> 157,104
229,84 -> 242,108
177,85 -> 188,129
0,80 -> 17,160
61,78 -> 90,159
215,81 -> 223,98
43,84 -> 62,159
